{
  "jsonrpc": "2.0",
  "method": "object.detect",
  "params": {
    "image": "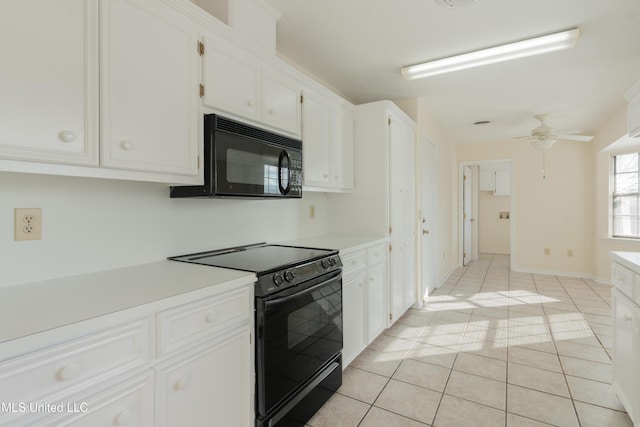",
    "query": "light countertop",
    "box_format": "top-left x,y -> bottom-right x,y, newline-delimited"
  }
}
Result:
278,235 -> 387,253
0,261 -> 255,345
610,251 -> 640,273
